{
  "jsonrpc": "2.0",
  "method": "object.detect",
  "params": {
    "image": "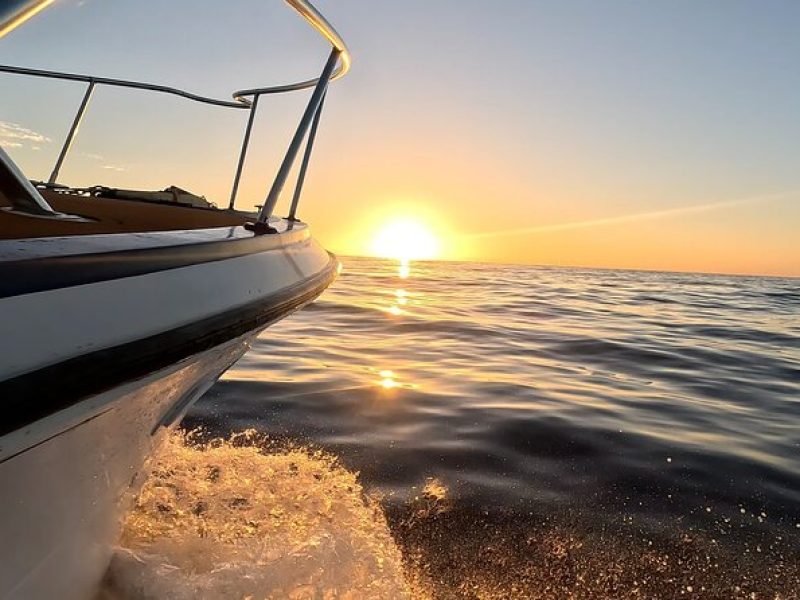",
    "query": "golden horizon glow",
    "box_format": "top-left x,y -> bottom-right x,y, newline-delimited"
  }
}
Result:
369,218 -> 441,261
